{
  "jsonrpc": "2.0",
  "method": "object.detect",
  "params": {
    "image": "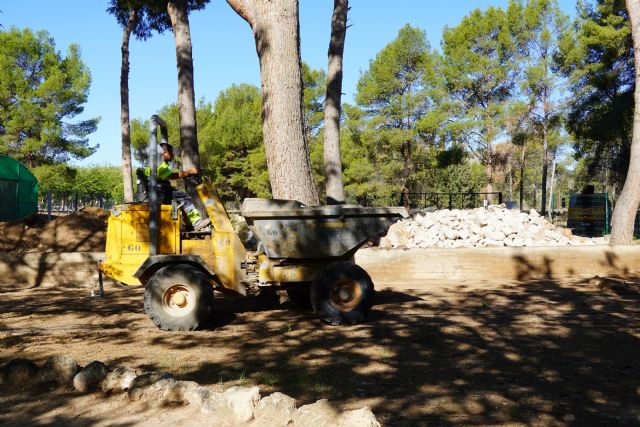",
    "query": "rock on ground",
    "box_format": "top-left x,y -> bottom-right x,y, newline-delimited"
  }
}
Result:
39,355 -> 78,386
223,386 -> 261,423
291,399 -> 338,427
2,356 -> 380,426
251,392 -> 297,426
73,360 -> 109,393
2,358 -> 39,387
380,205 -> 607,249
127,372 -> 173,401
335,407 -> 381,427
101,367 -> 138,394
